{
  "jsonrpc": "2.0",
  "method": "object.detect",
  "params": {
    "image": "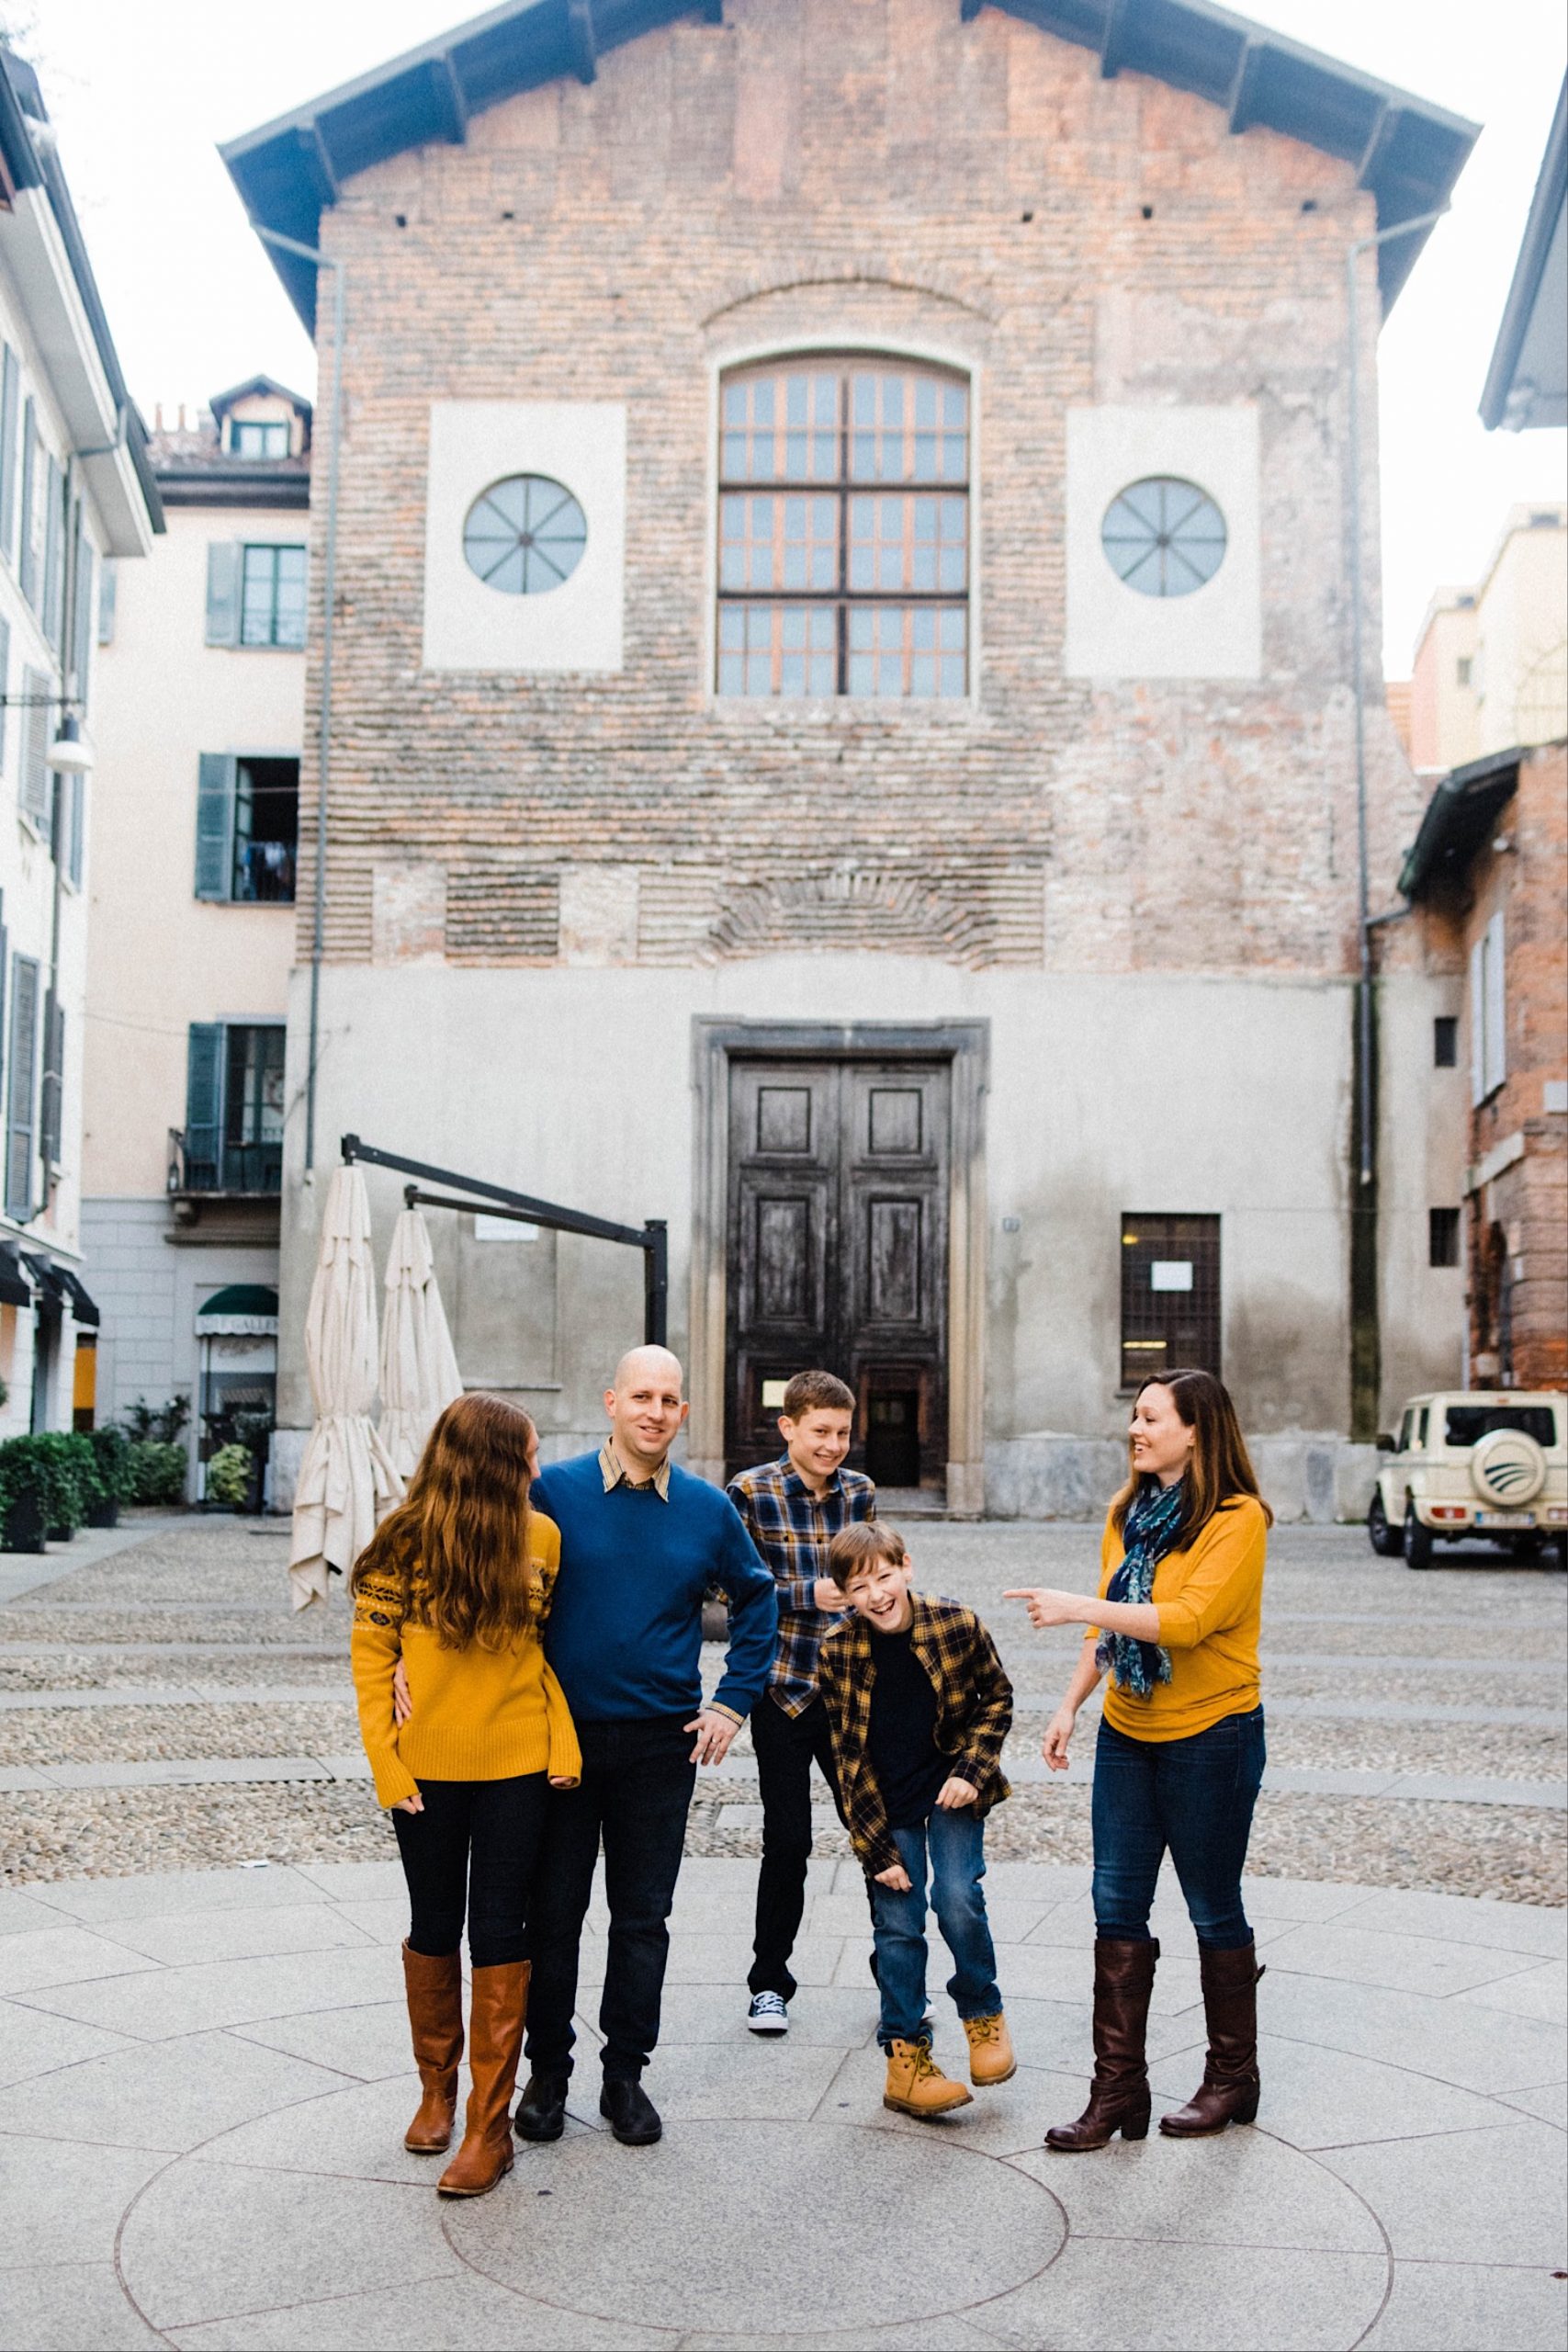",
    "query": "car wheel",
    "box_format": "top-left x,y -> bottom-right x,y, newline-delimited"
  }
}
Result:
1368,1491 -> 1404,1557
1404,1502 -> 1435,1570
